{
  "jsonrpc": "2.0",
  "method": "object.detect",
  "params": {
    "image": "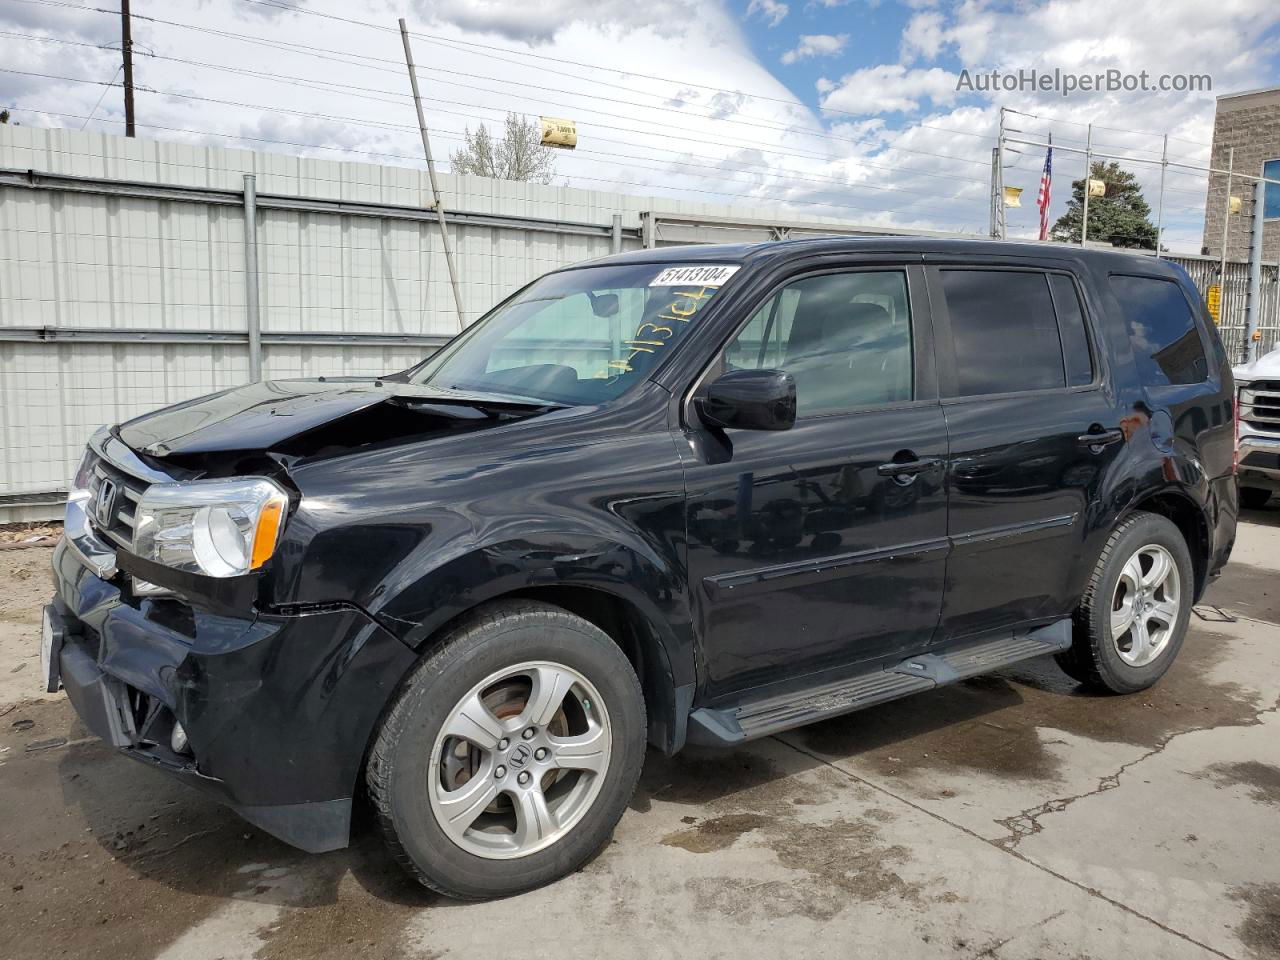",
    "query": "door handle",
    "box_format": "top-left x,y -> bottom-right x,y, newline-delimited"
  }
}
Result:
877,457 -> 941,478
1077,428 -> 1124,448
